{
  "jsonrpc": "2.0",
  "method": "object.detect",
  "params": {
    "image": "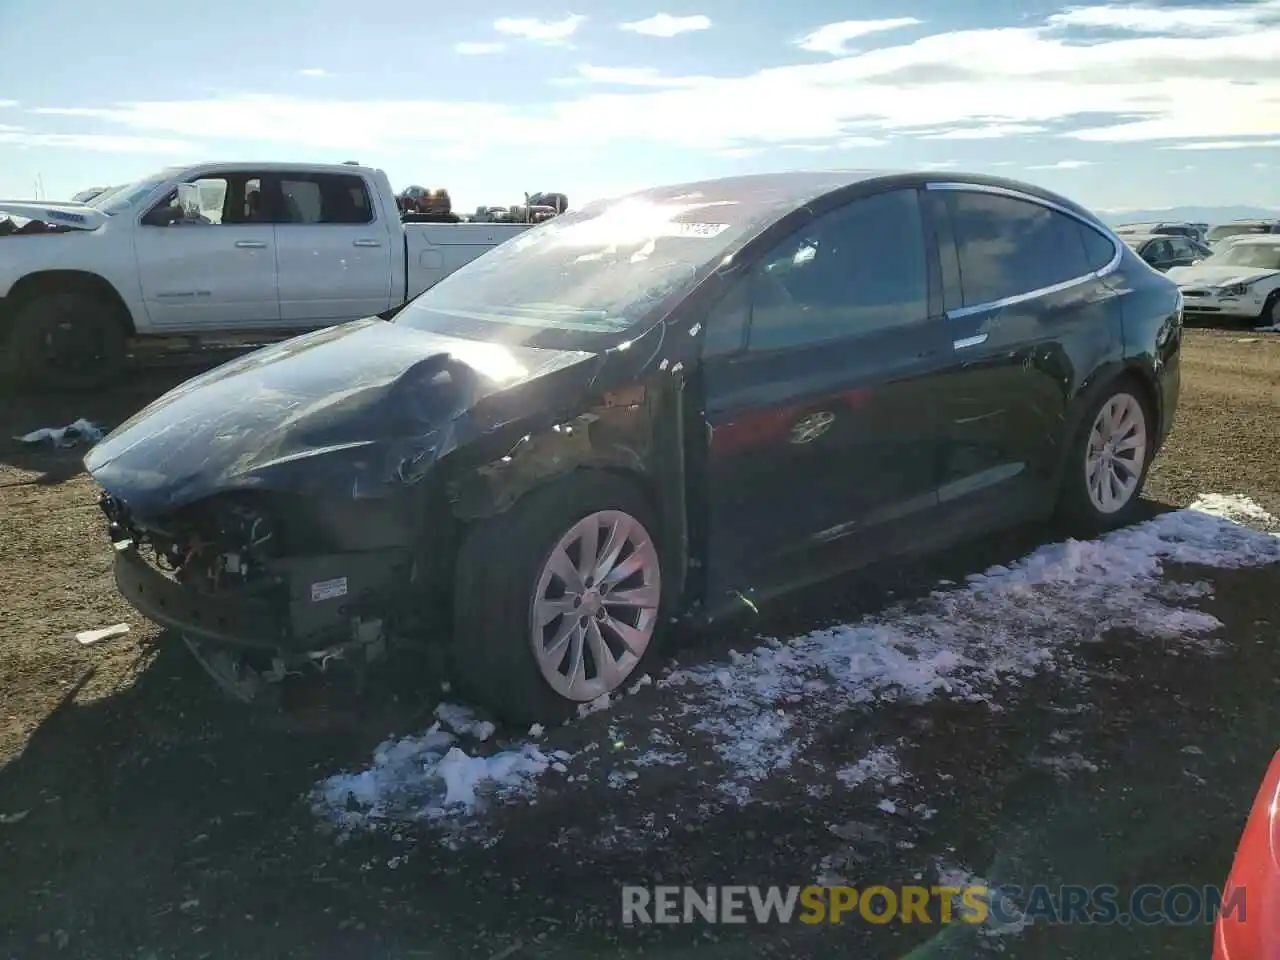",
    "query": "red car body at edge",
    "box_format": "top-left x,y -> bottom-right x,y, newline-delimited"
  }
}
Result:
1215,749 -> 1280,959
